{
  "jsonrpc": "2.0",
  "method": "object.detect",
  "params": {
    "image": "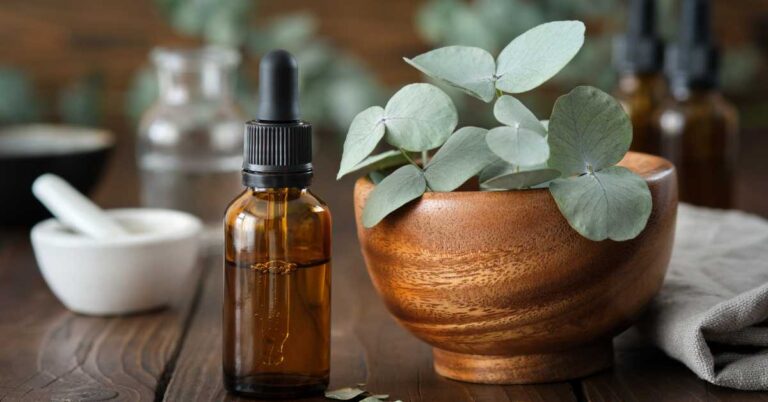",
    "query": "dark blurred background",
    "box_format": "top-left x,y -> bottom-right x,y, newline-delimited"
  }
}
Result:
0,0 -> 766,211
